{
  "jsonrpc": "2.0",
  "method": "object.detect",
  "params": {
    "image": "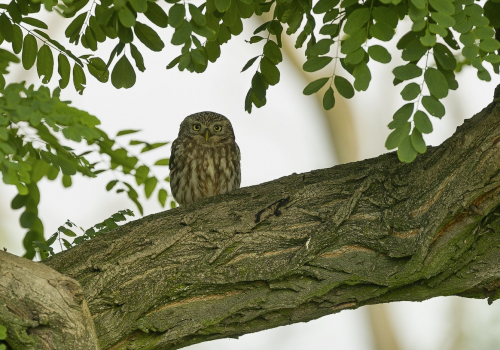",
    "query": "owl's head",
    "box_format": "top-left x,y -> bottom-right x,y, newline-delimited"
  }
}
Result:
178,111 -> 236,145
